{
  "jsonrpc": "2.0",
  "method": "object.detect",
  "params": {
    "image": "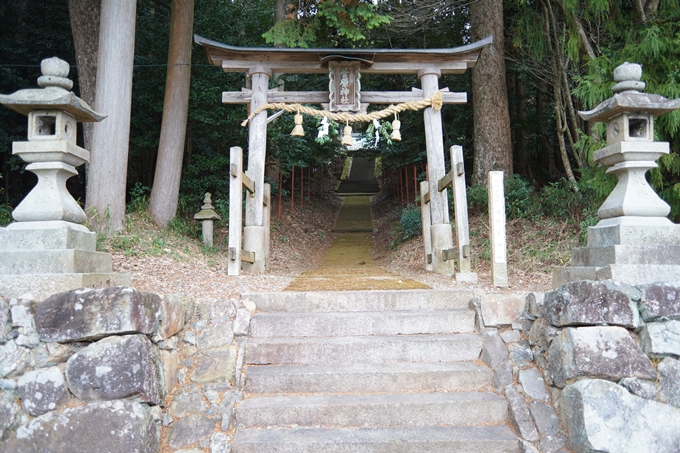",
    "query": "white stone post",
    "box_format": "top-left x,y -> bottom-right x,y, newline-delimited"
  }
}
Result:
488,171 -> 508,287
450,146 -> 477,283
243,65 -> 271,274
228,146 -> 243,276
420,181 -> 433,272
419,67 -> 455,275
